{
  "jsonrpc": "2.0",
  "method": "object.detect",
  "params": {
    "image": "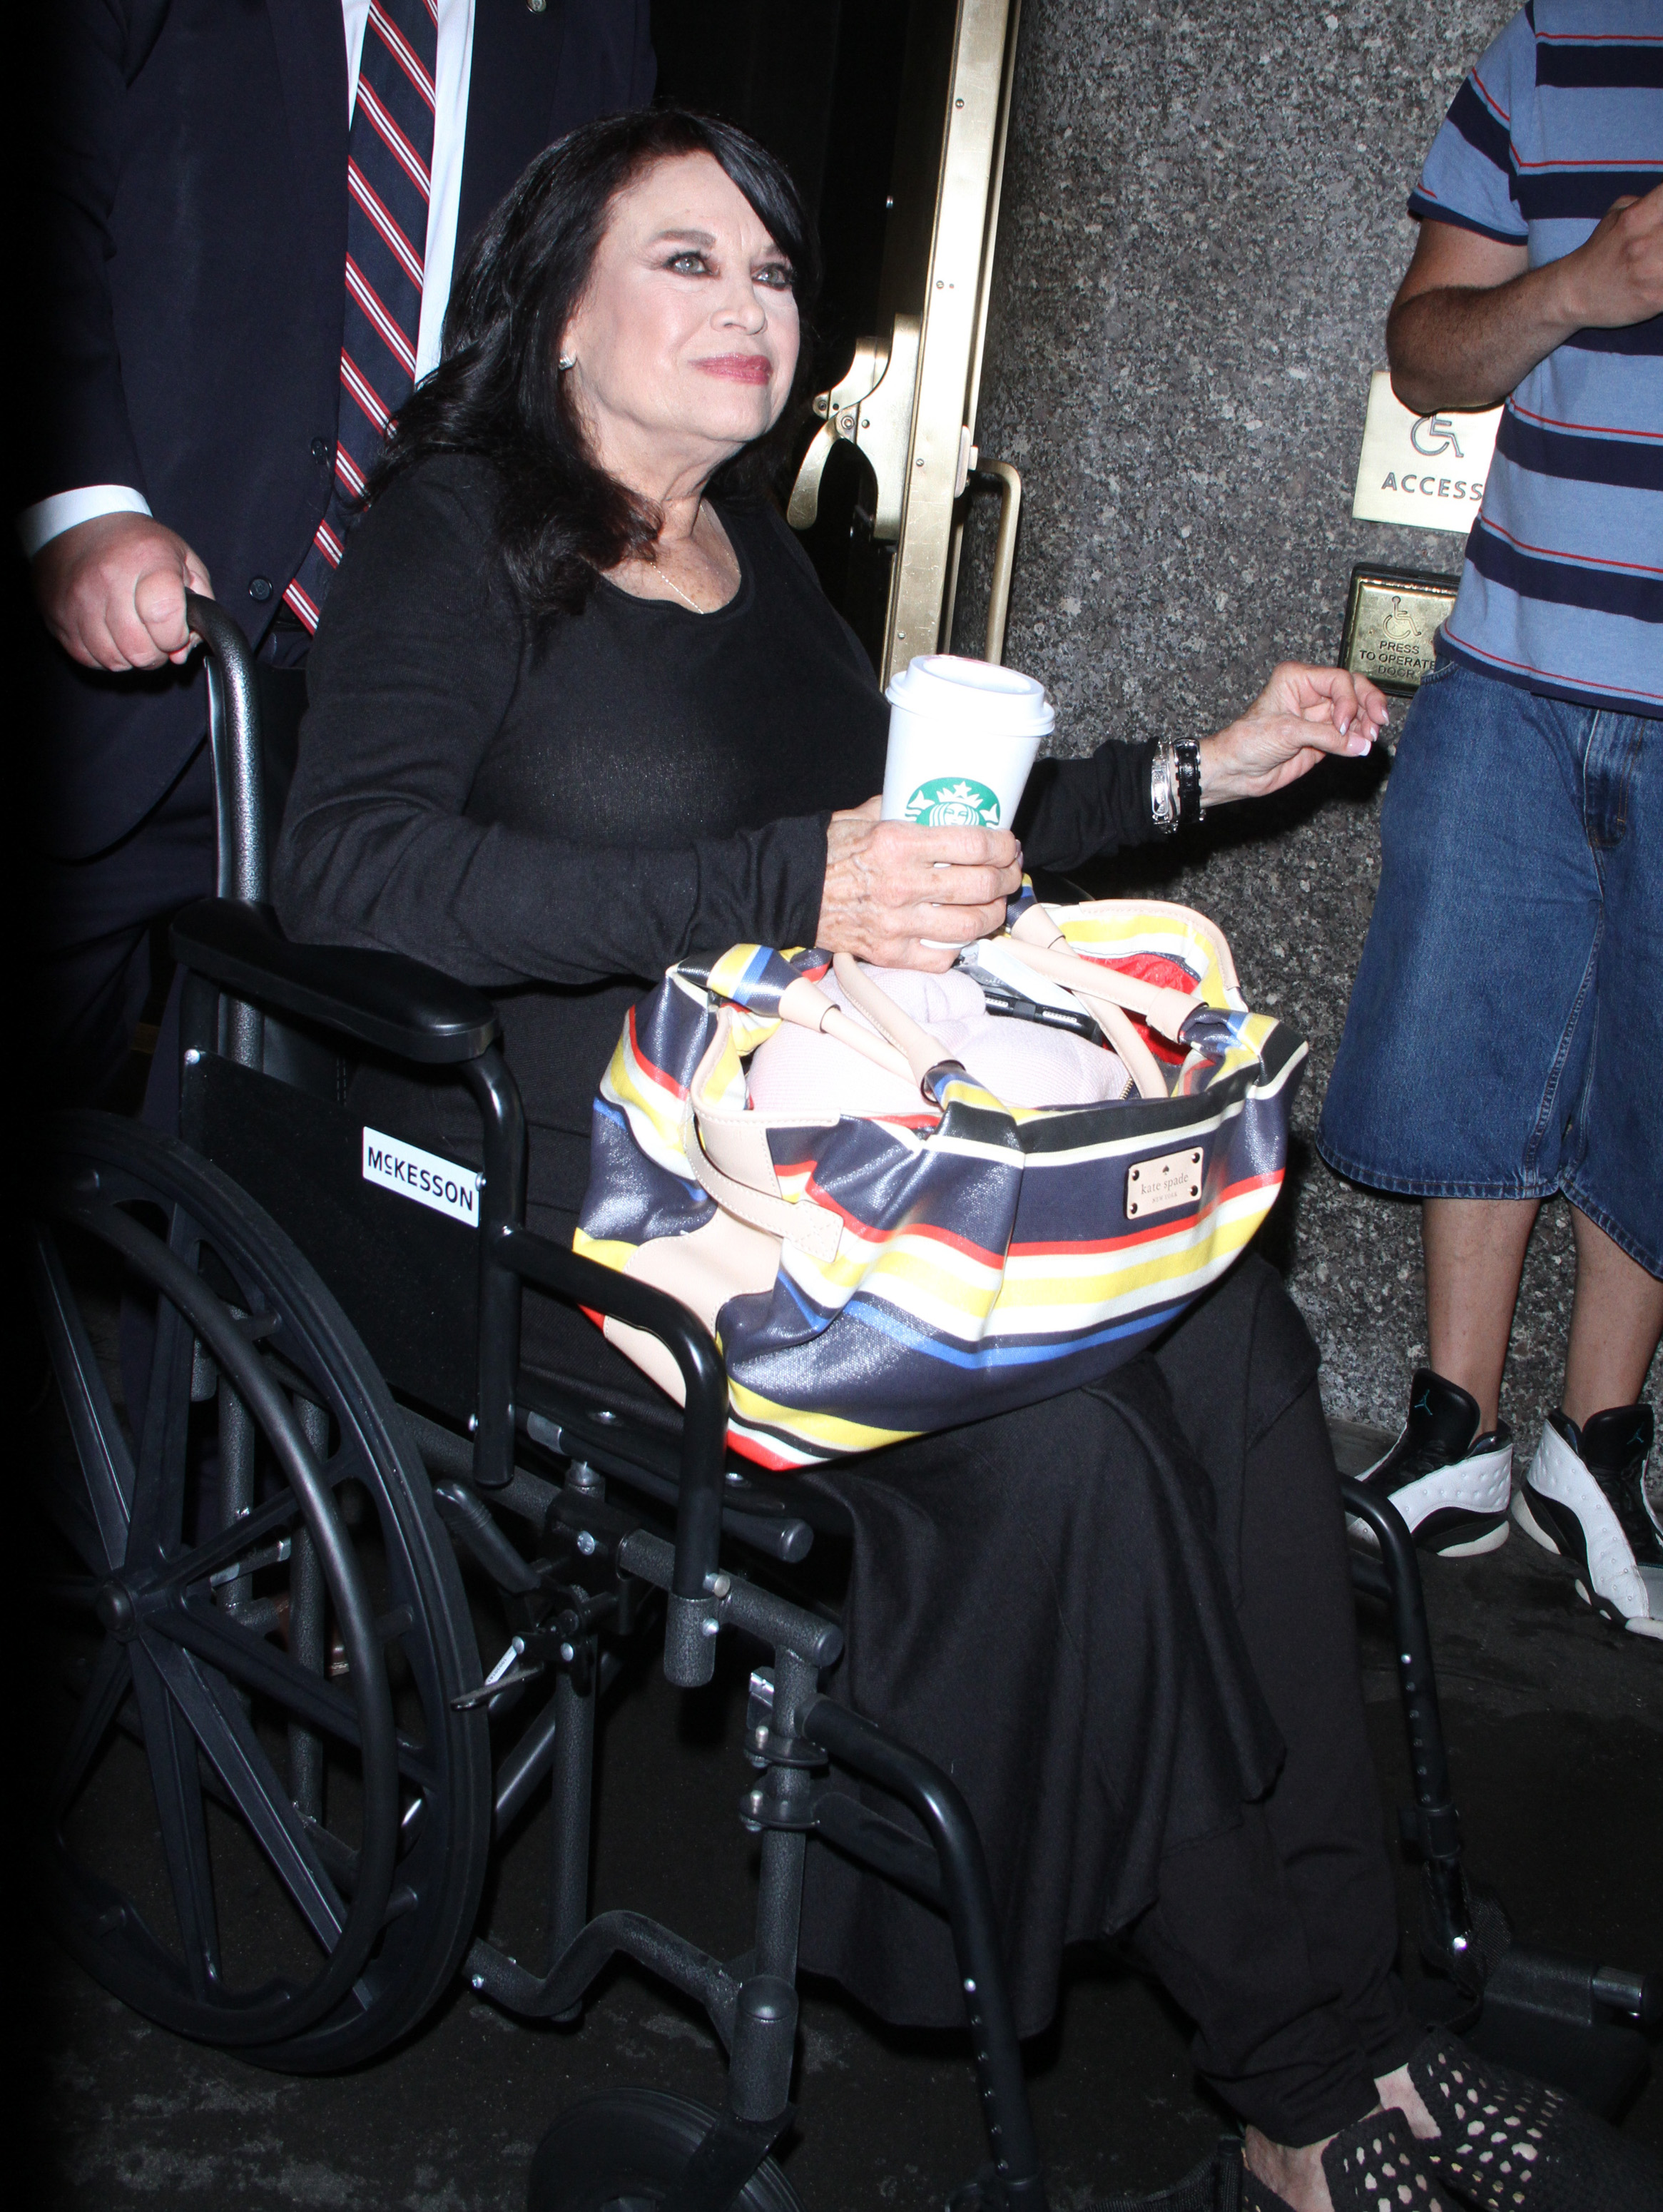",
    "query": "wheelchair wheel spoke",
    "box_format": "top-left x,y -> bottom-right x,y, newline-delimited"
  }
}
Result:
153,1598 -> 365,1747
158,1488 -> 302,1599
143,1638 -> 348,1954
126,1253 -> 198,1565
28,1225 -> 134,1572
52,1639 -> 133,1823
129,1645 -> 222,2001
150,1598 -> 440,1795
288,1510 -> 327,1825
